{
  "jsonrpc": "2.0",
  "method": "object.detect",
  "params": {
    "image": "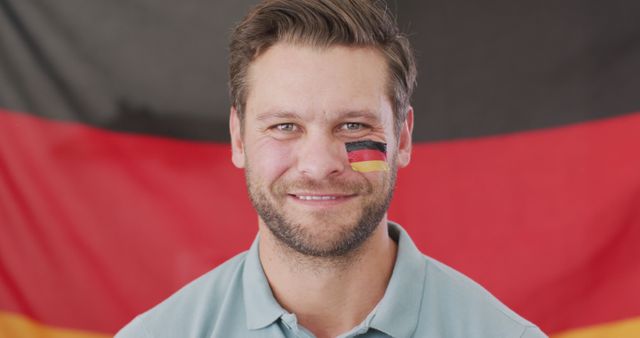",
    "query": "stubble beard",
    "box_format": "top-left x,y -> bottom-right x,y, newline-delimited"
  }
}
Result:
245,161 -> 397,260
